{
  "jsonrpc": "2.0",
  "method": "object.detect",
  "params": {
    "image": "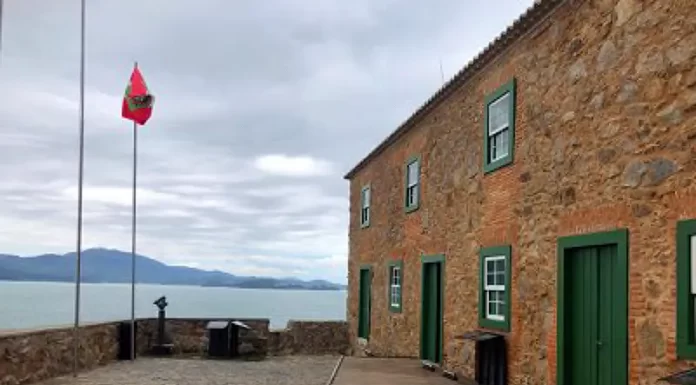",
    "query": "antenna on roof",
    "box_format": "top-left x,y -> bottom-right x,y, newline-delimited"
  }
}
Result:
439,59 -> 445,86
